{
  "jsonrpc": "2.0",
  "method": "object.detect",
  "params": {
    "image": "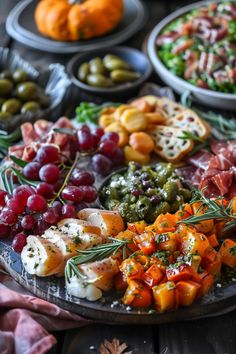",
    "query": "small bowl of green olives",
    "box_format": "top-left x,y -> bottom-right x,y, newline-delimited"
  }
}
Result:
0,47 -> 70,131
67,46 -> 152,100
